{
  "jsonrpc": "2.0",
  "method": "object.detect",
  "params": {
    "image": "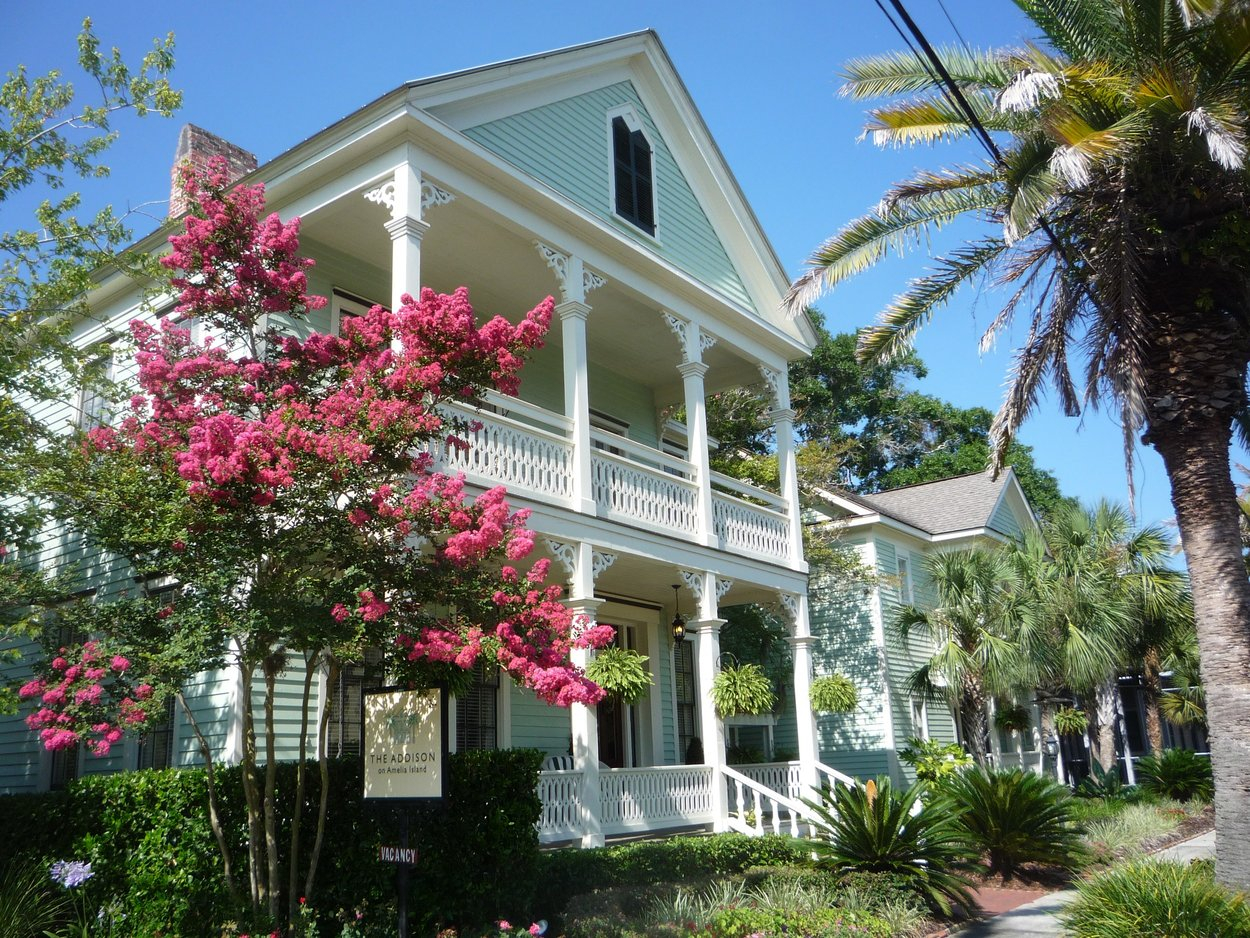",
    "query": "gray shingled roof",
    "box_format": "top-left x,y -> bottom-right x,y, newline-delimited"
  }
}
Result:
849,471 -> 1012,535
